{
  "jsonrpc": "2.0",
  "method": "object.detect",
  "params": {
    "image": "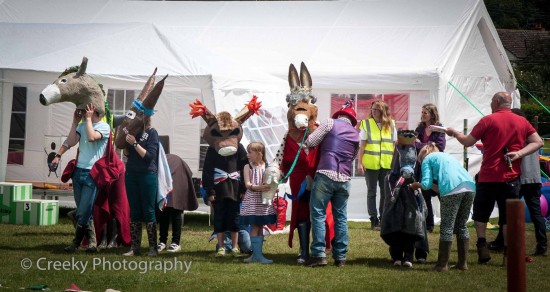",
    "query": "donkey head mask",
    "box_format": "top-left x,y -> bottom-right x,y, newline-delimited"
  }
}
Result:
189,96 -> 261,156
286,62 -> 318,133
114,69 -> 168,149
40,57 -> 106,117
